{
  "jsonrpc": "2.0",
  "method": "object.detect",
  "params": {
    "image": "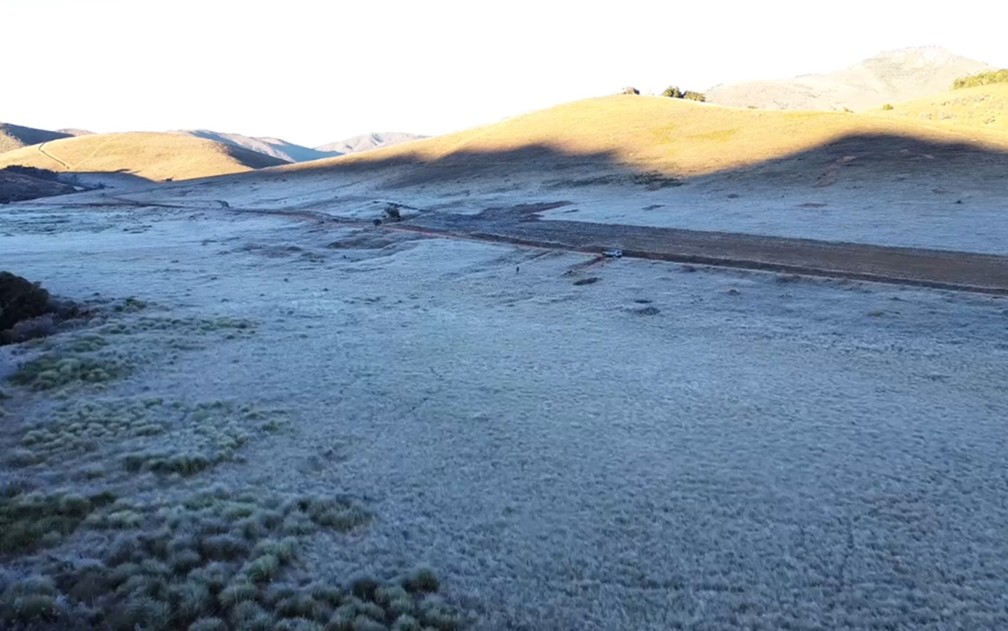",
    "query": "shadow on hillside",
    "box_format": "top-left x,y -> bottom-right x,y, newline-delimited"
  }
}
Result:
699,132 -> 1008,189
0,167 -> 155,204
281,143 -> 681,191
279,131 -> 1008,194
